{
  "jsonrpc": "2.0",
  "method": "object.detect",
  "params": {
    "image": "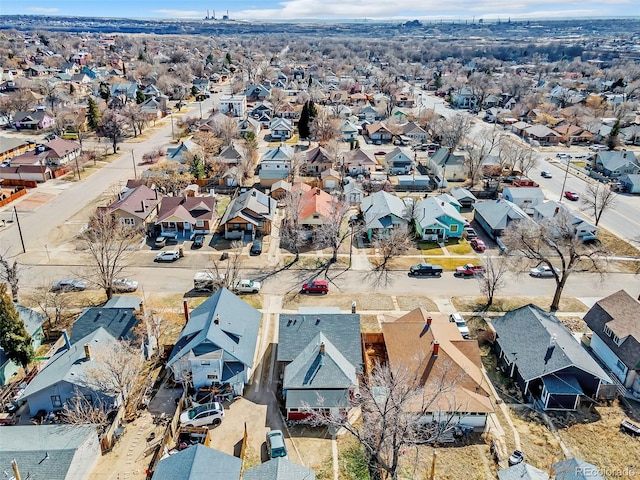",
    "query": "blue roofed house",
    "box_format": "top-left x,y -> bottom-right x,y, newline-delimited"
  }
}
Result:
244,457 -> 316,480
450,186 -> 478,209
167,139 -> 202,164
0,425 -> 101,480
152,444 -> 242,480
167,289 -> 261,395
592,150 -> 640,178
498,463 -> 549,480
492,305 -> 615,410
361,191 -> 409,241
413,196 -> 466,241
259,144 -> 295,187
341,119 -> 359,141
618,173 -> 640,194
270,117 -> 294,140
277,313 -> 362,421
385,147 -> 414,174
473,199 -> 528,239
0,305 -> 45,386
502,187 -> 545,214
18,327 -> 125,415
